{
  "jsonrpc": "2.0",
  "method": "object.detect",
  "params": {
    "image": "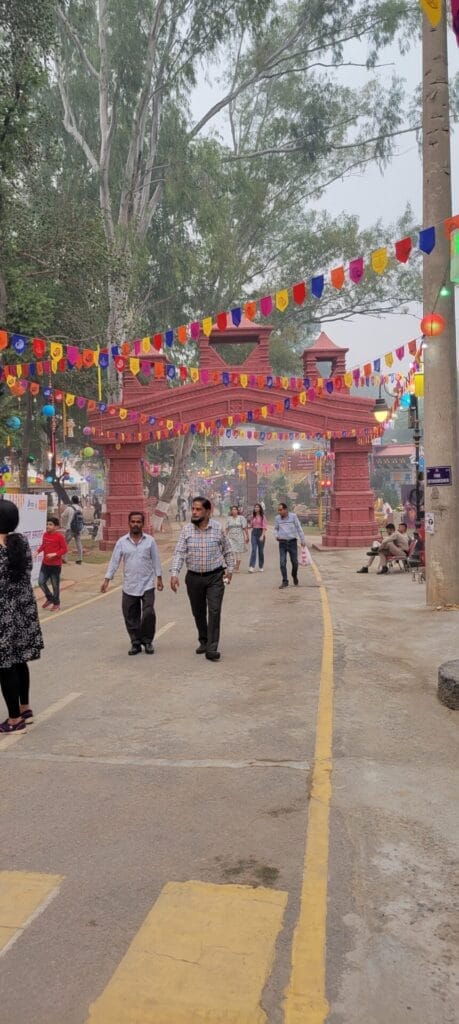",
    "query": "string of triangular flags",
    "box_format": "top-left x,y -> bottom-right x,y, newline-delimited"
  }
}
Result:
0,338 -> 421,396
420,0 -> 459,45
1,214 -> 457,361
3,350 -> 420,438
